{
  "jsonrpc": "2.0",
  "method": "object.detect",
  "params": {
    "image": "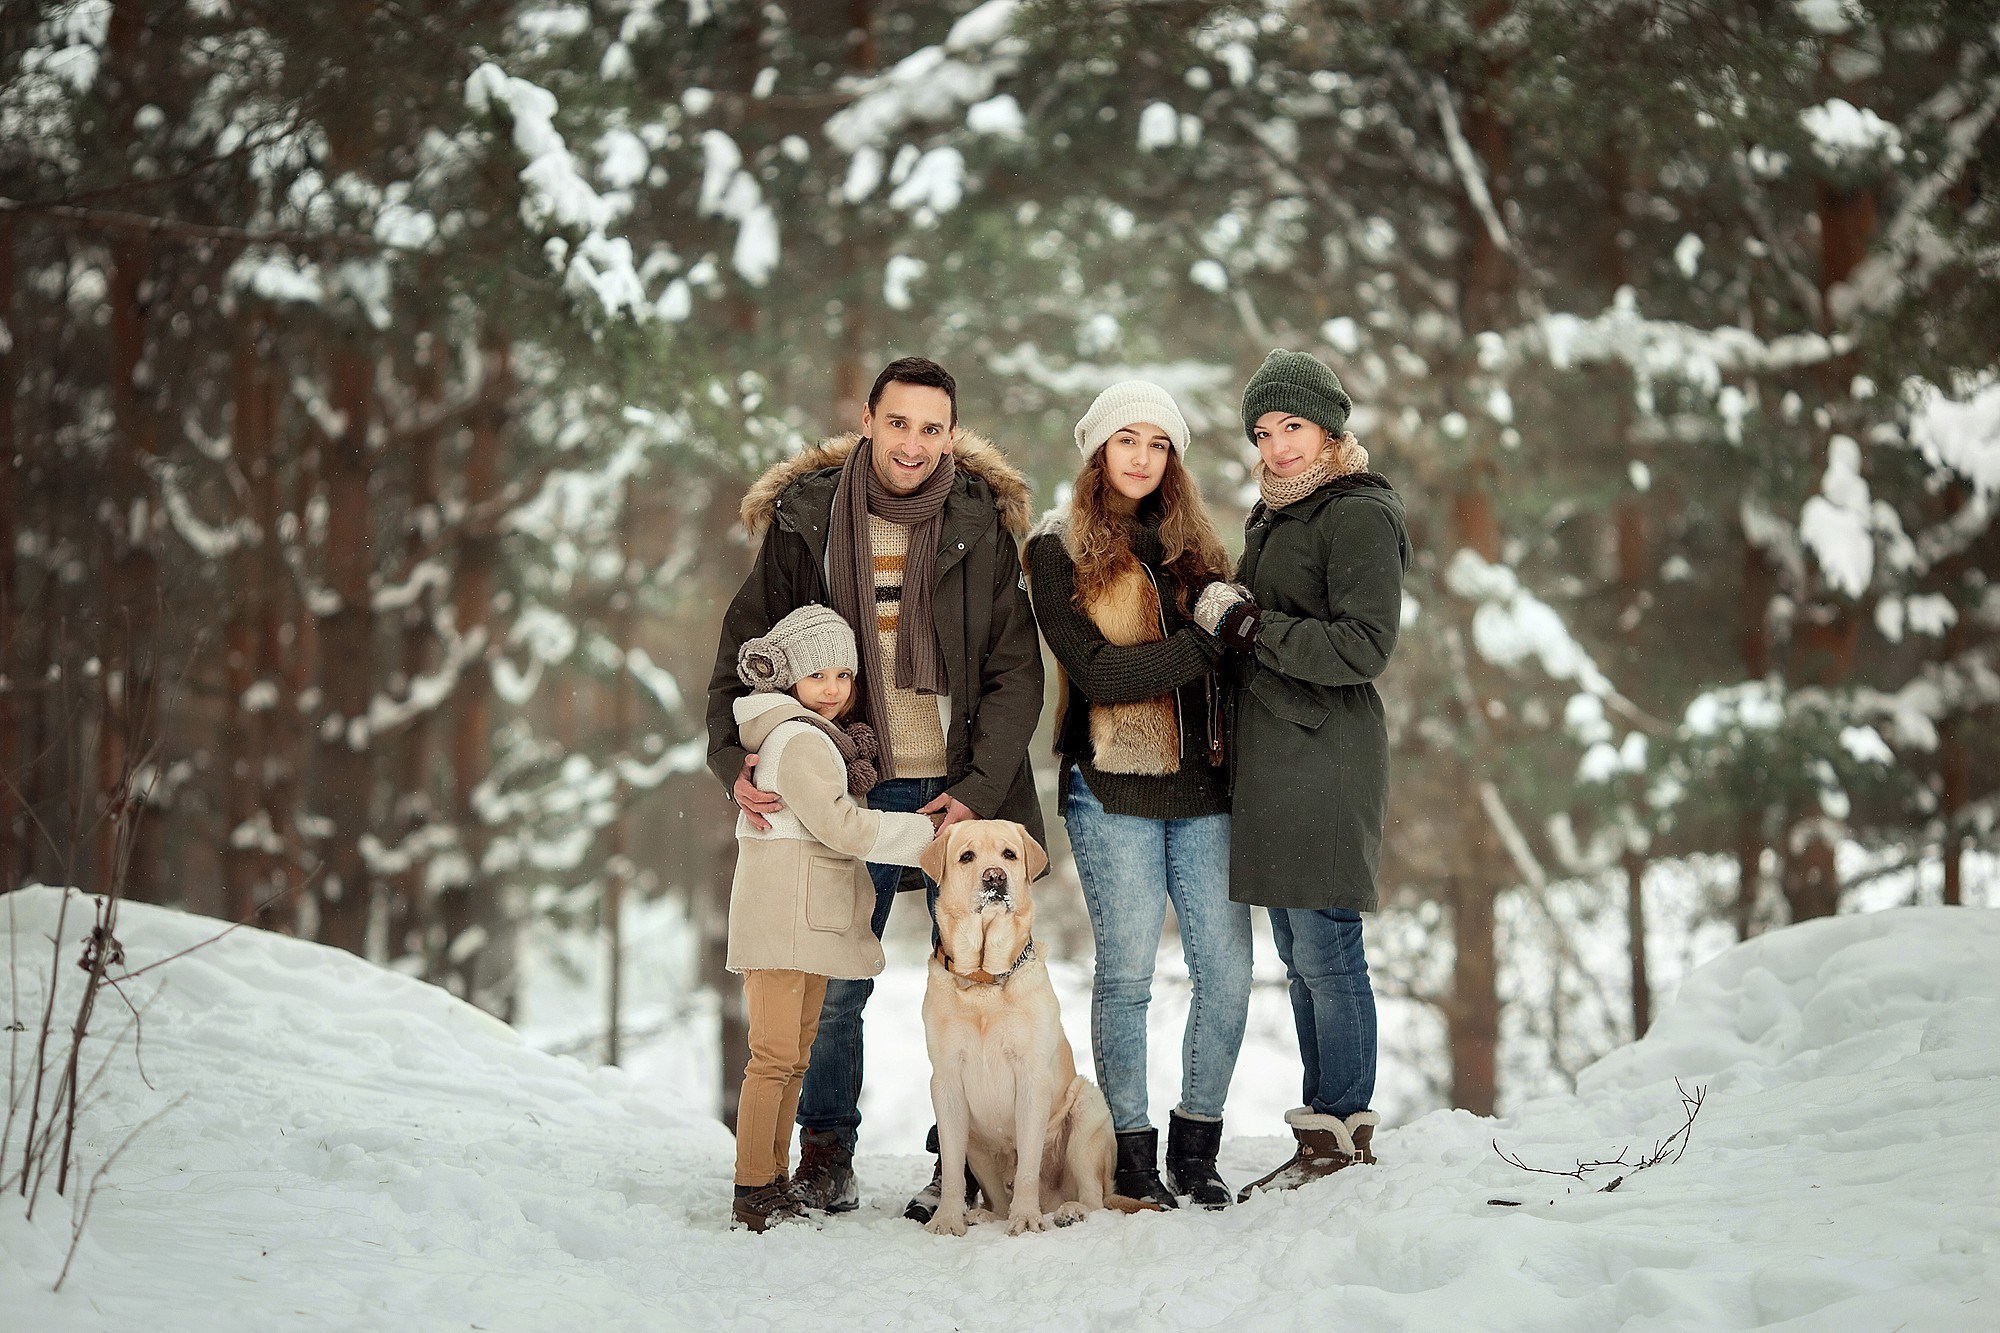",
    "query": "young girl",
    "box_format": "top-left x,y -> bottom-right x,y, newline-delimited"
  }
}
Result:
1025,381 -> 1253,1209
727,604 -> 938,1231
